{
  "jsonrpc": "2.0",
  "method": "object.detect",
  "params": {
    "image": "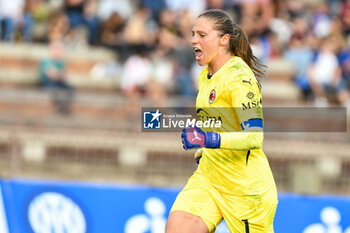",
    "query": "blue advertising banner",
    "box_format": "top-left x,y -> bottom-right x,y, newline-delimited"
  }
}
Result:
1,179 -> 179,233
1,179 -> 350,233
275,194 -> 350,233
0,181 -> 9,233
